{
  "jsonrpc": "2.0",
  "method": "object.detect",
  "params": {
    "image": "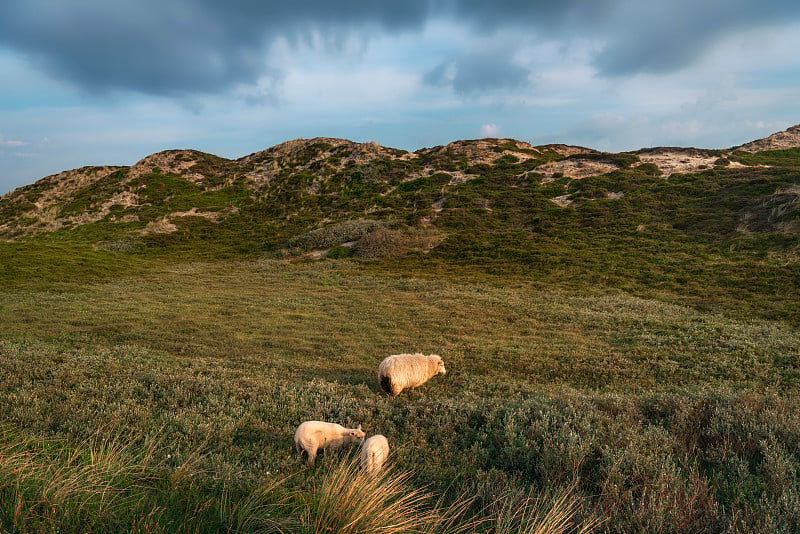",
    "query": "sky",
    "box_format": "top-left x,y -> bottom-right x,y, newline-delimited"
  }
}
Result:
1,1 -> 800,195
